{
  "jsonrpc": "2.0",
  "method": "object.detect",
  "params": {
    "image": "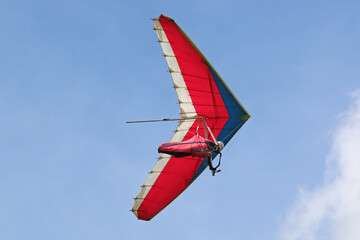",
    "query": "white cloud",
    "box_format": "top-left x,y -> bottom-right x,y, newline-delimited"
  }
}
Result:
280,90 -> 360,240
